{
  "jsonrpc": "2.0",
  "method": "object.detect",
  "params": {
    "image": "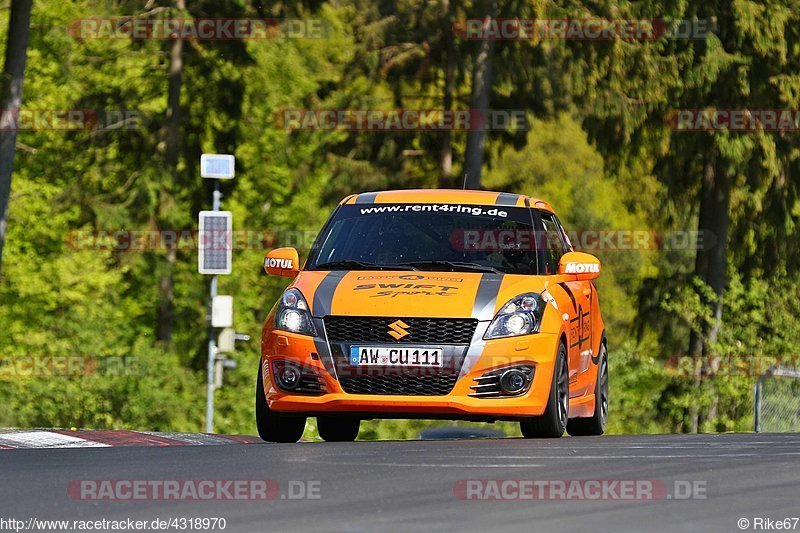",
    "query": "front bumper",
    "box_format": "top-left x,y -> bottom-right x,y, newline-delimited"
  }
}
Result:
261,323 -> 560,420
